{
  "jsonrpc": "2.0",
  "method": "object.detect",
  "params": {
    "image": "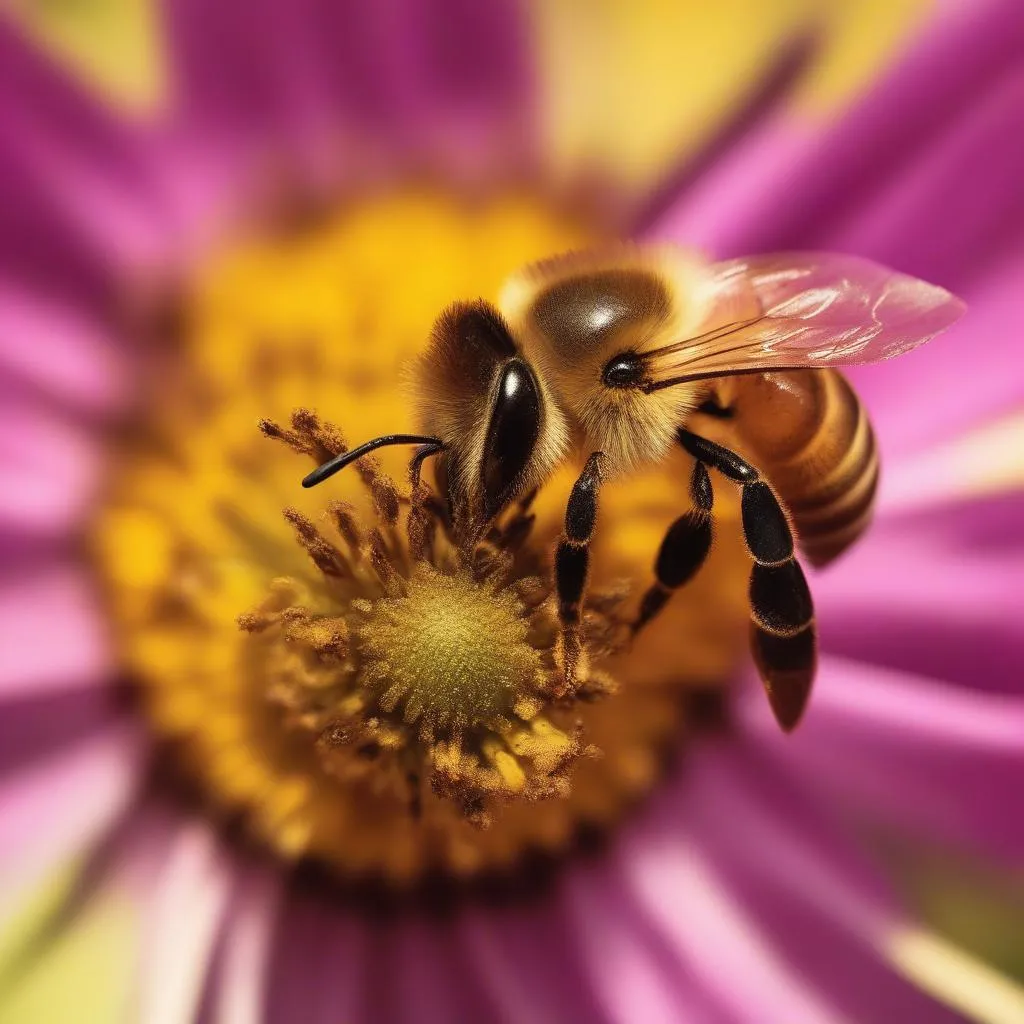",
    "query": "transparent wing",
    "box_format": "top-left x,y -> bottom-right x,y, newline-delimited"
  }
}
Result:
644,252 -> 966,390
